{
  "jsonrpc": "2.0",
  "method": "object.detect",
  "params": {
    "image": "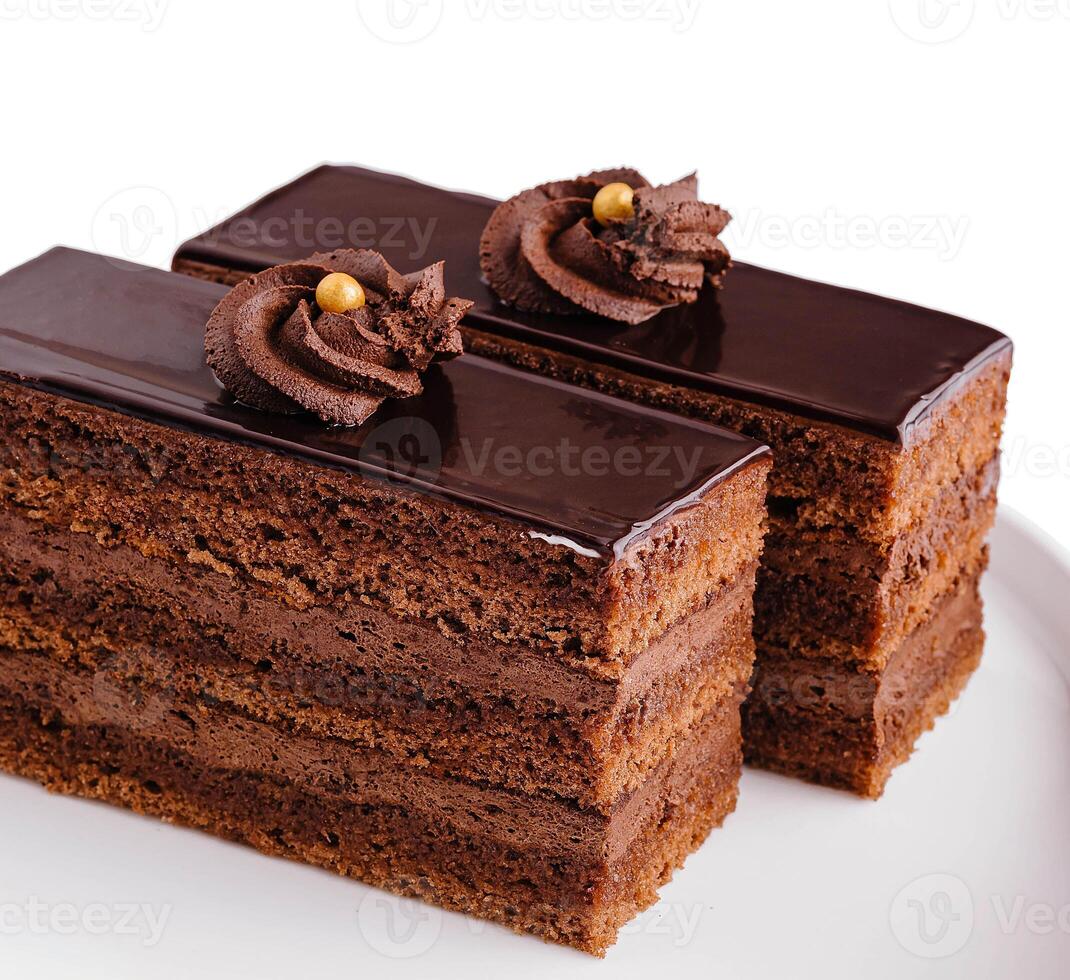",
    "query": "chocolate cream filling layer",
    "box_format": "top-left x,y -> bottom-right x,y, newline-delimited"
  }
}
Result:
0,642 -> 745,872
0,510 -> 756,810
